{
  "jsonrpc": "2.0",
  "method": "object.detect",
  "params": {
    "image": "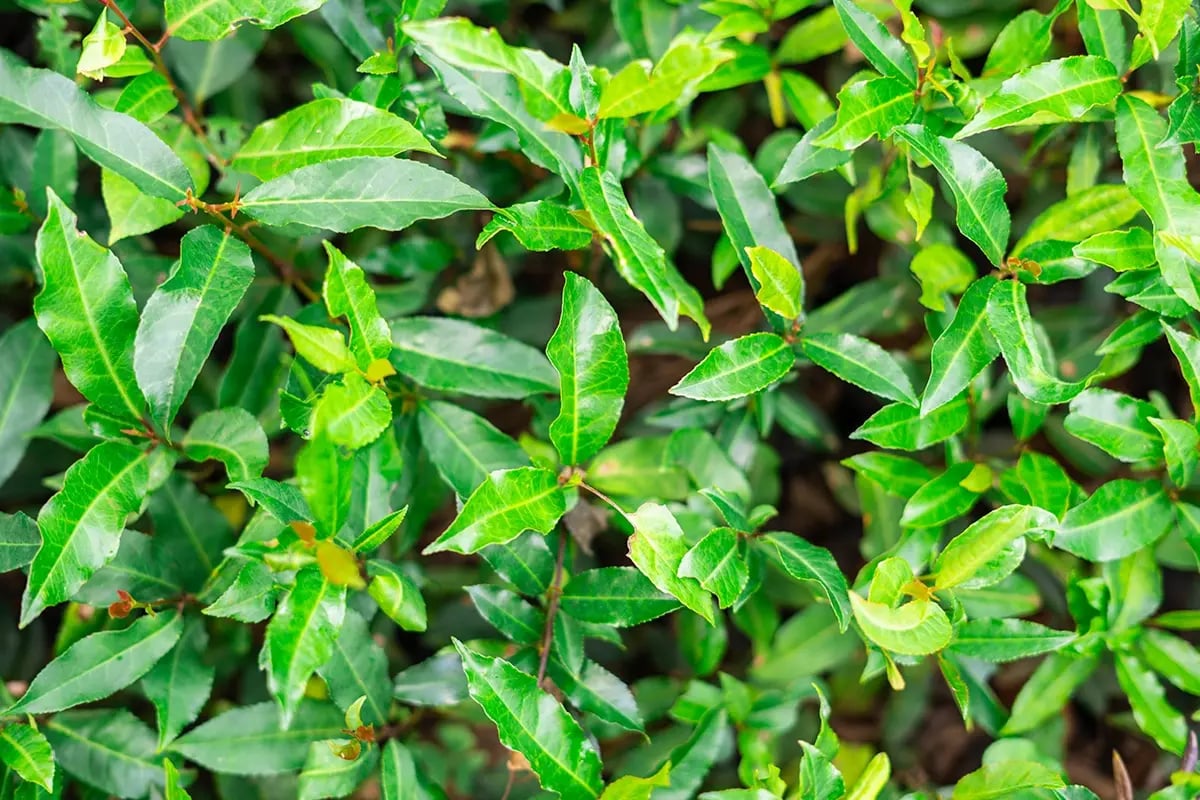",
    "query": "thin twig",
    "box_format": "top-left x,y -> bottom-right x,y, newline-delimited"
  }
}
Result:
579,481 -> 628,522
536,532 -> 569,688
